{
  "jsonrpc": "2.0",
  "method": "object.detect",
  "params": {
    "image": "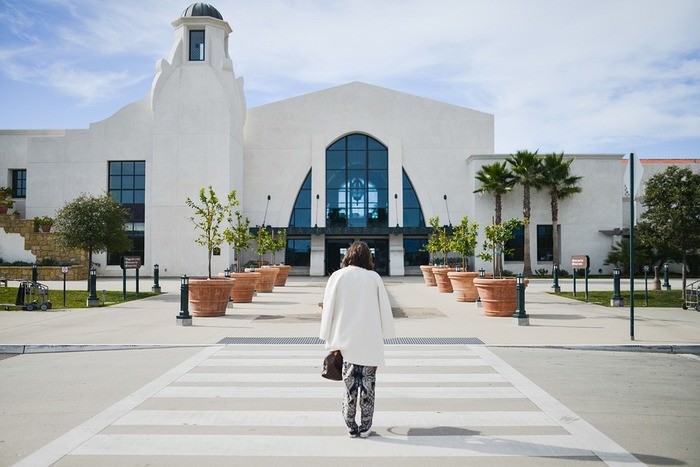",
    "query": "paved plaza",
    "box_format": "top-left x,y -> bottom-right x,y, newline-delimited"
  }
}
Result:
1,276 -> 699,466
